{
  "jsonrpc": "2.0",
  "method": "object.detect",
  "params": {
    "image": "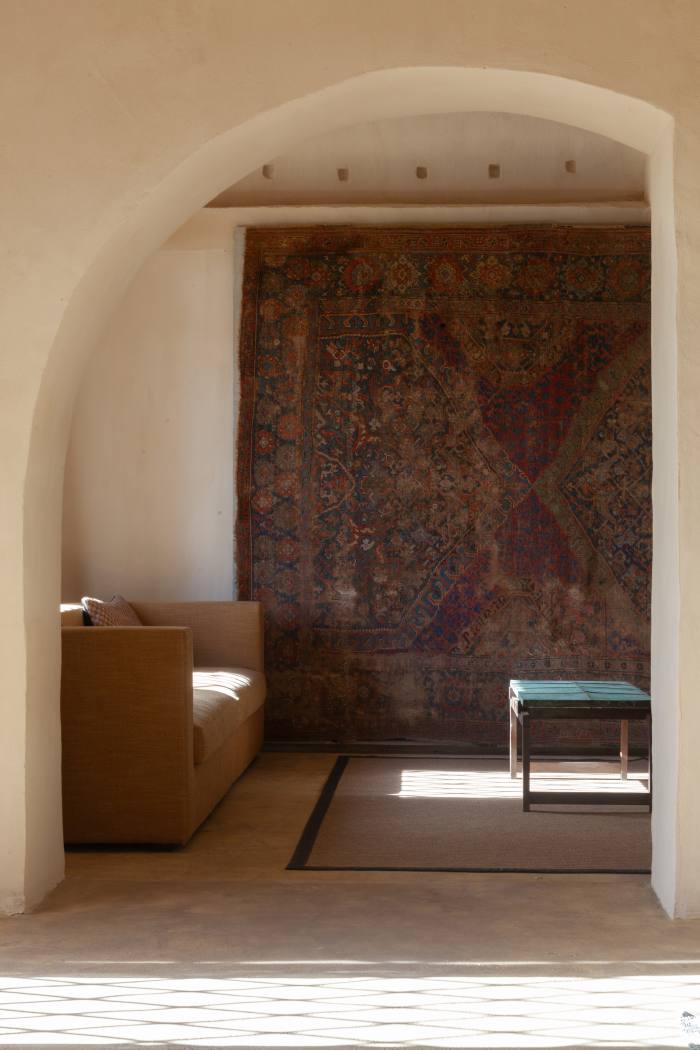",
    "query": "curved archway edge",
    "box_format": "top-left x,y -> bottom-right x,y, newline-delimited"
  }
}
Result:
12,66 -> 679,914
